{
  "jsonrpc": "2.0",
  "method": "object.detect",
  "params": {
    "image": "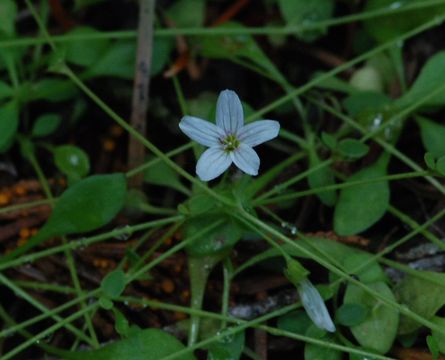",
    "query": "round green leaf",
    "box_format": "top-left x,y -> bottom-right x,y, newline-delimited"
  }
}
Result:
101,269 -> 126,299
338,139 -> 370,159
344,282 -> 399,354
307,150 -> 337,206
334,157 -> 389,236
32,113 -> 62,137
207,330 -> 245,360
98,297 -> 114,310
277,311 -> 312,335
54,145 -> 90,180
417,116 -> 445,157
349,67 -> 383,92
424,152 -> 436,170
336,303 -> 369,327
